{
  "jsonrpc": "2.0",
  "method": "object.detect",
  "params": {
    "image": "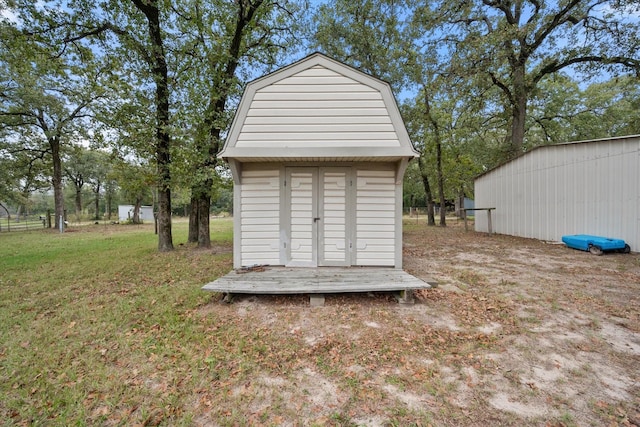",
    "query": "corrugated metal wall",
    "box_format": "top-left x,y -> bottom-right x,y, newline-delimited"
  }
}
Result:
474,136 -> 640,251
